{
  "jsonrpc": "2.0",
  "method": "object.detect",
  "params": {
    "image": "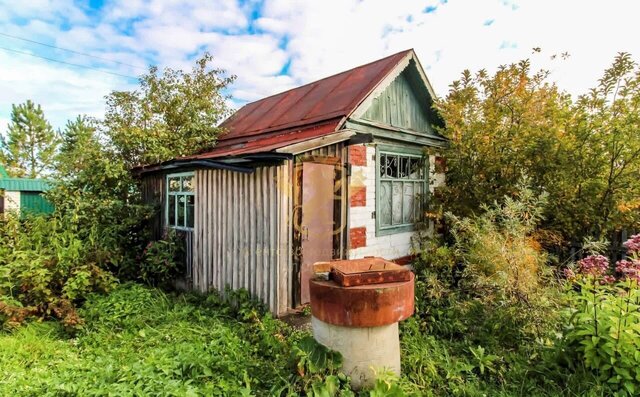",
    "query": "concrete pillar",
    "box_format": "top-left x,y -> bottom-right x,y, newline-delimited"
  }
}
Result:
311,316 -> 400,390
